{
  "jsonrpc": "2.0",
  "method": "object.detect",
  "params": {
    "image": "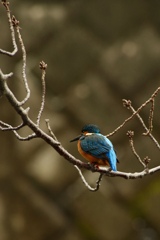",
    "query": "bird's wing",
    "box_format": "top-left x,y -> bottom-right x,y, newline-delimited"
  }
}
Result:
80,134 -> 112,159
